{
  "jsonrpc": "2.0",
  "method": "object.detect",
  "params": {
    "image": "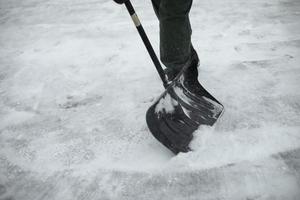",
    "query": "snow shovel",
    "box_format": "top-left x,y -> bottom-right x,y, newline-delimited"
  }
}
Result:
116,0 -> 224,154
